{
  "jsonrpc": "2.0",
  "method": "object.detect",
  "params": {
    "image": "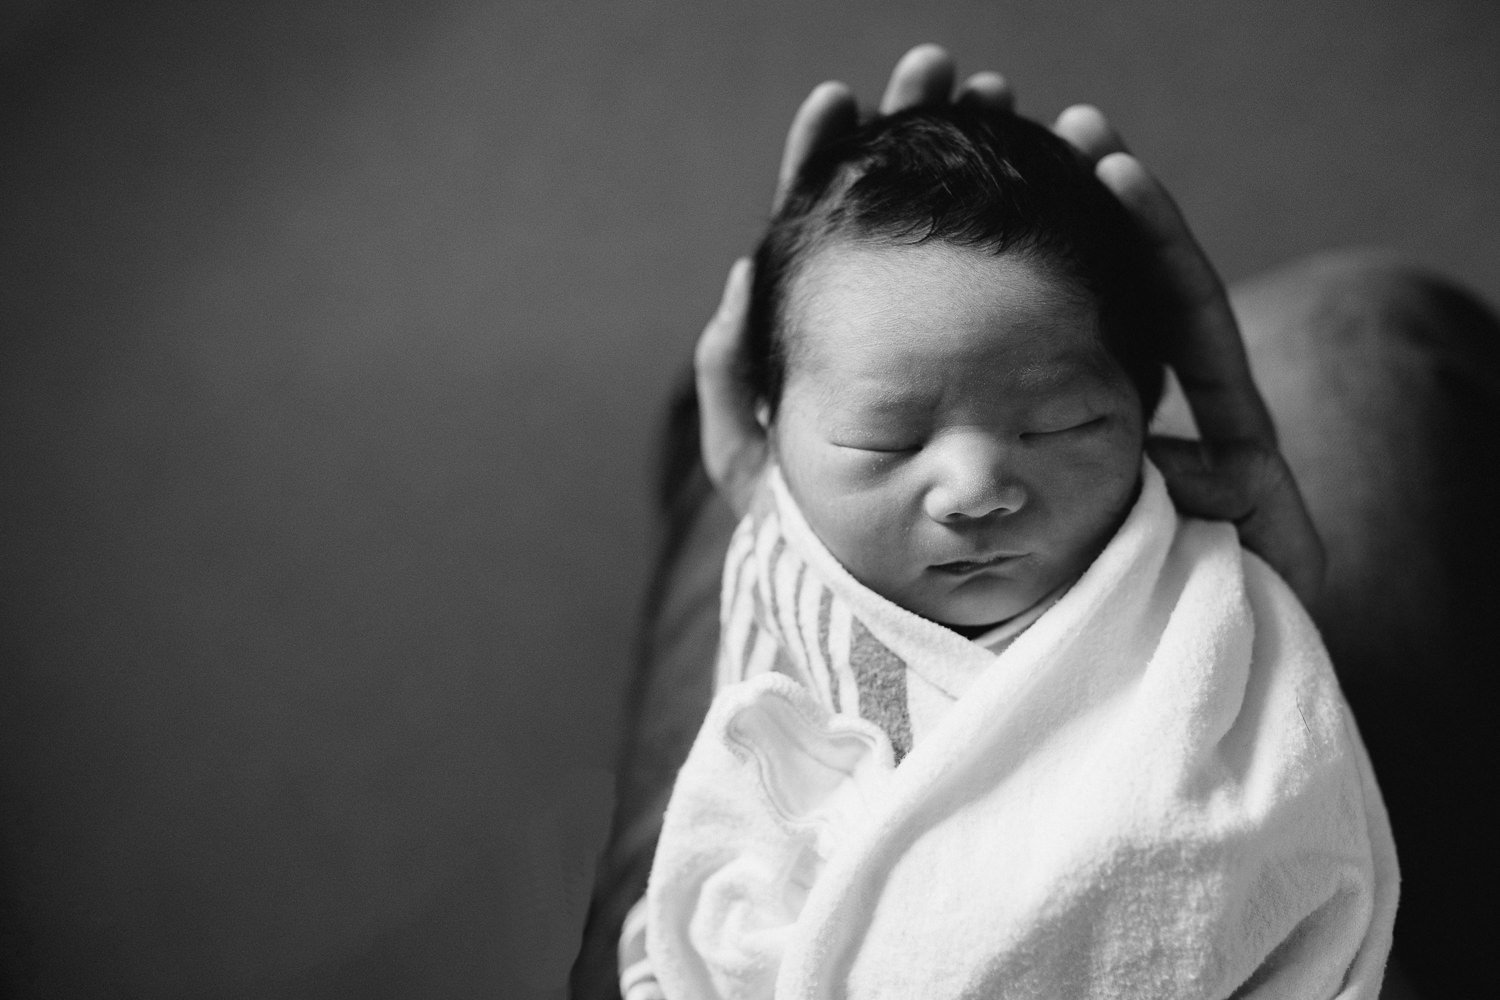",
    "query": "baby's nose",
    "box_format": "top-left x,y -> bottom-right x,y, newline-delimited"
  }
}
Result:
923,439 -> 1027,522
